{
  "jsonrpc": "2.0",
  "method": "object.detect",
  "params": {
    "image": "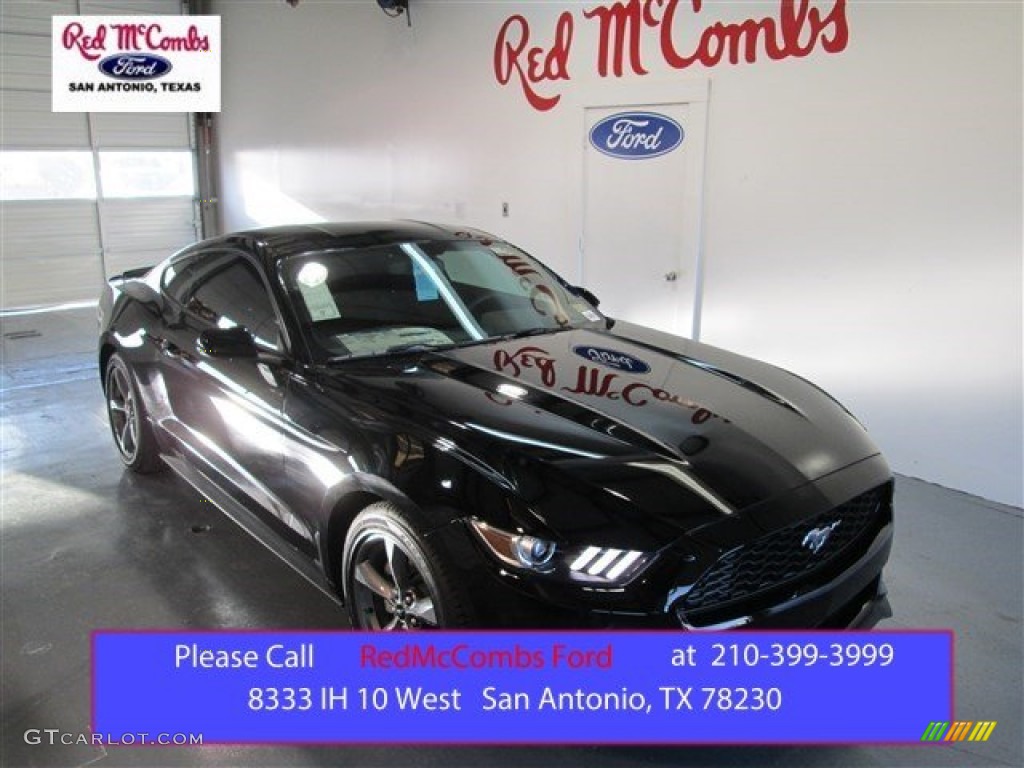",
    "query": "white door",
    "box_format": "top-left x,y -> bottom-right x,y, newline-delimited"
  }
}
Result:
581,96 -> 707,338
